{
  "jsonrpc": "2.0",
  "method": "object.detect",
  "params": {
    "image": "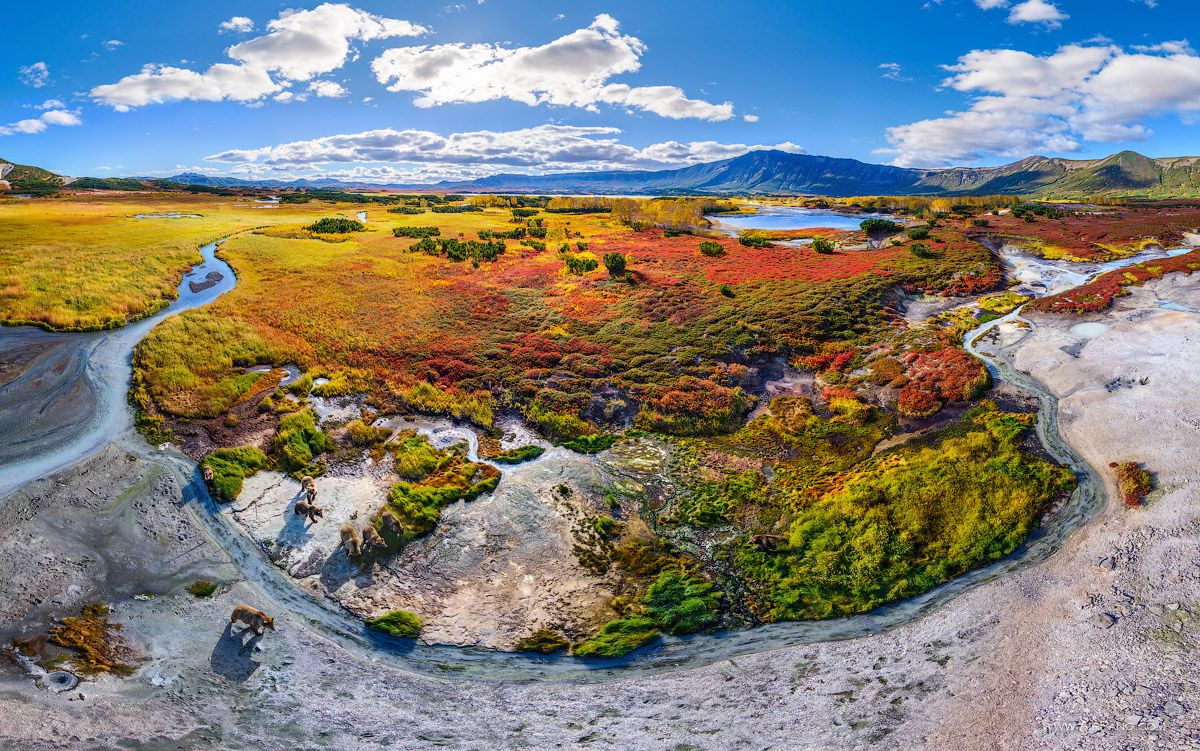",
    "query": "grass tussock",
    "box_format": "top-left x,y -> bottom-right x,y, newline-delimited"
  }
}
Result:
514,628 -> 569,654
202,446 -> 271,501
366,609 -> 421,638
49,602 -> 135,676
